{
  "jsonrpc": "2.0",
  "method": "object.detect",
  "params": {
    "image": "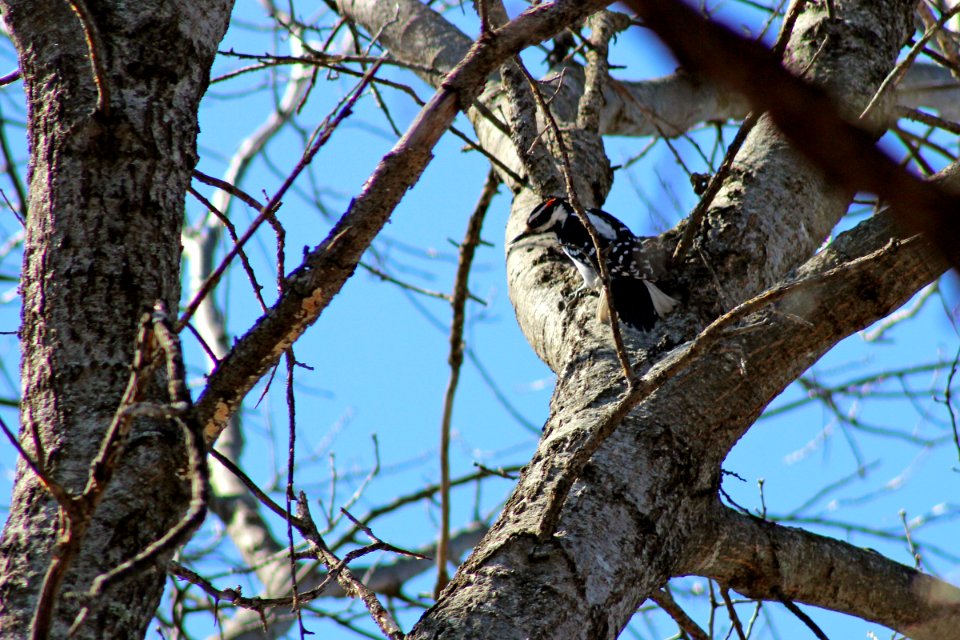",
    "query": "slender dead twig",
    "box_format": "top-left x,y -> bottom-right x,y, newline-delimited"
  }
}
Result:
191,169 -> 266,212
720,586 -> 748,640
331,464 -> 522,551
209,447 -> 295,523
650,588 -> 709,640
187,186 -> 269,313
177,57 -> 384,334
513,58 -> 636,384
672,0 -> 807,264
671,110 -> 760,265
282,350 -> 309,637
65,0 -> 110,114
359,261 -> 485,304
0,416 -> 67,505
917,2 -> 960,79
341,508 -> 431,561
898,105 -> 960,136
860,4 -> 960,121
435,169 -> 499,598
774,588 -> 830,640
296,494 -> 404,640
0,69 -> 20,85
899,508 -> 923,570
946,346 -> 960,462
